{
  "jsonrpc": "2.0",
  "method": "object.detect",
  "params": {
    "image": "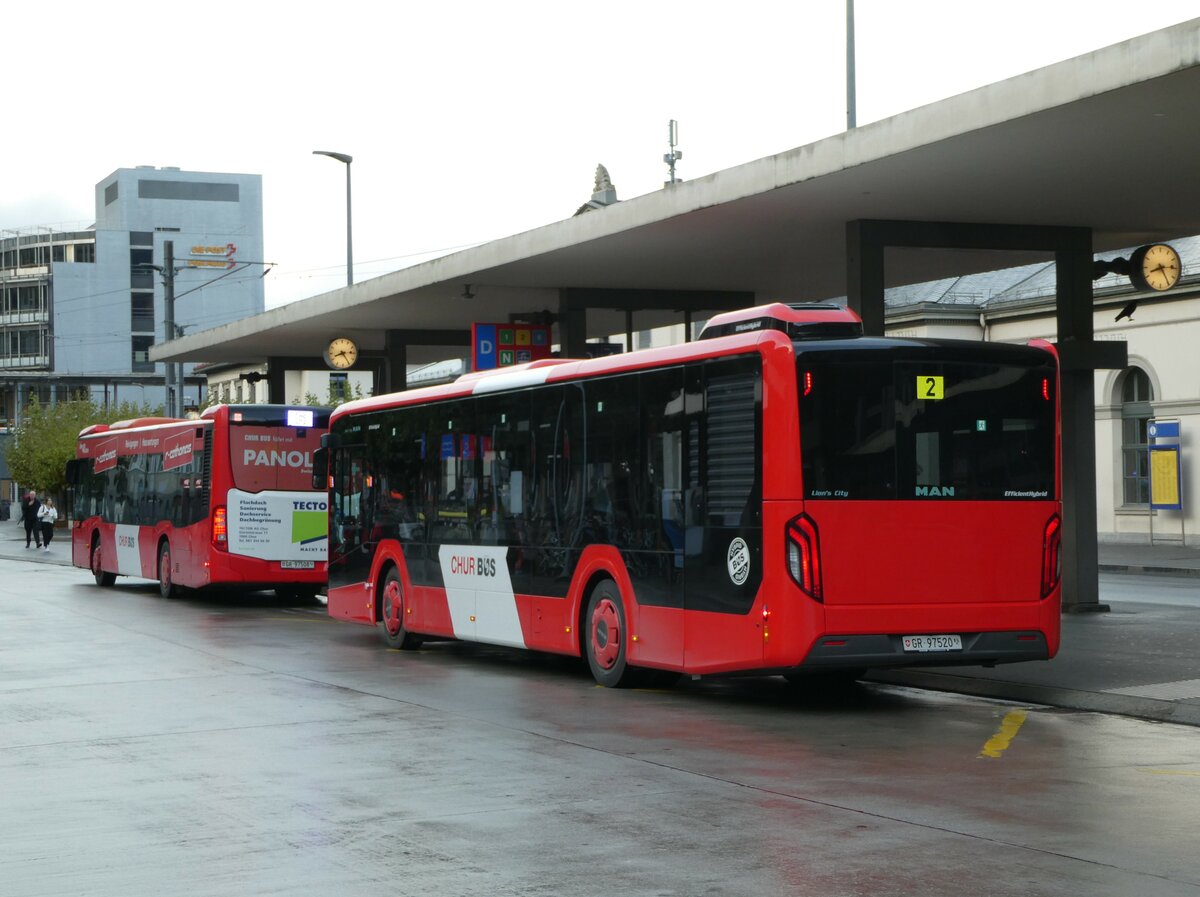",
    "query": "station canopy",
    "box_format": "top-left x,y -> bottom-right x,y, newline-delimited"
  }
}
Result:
154,19 -> 1200,368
